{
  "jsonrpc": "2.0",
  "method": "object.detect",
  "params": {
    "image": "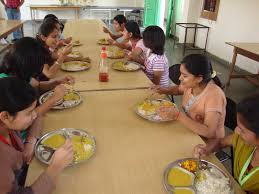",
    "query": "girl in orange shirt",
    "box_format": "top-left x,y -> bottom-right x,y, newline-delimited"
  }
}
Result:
154,54 -> 226,142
